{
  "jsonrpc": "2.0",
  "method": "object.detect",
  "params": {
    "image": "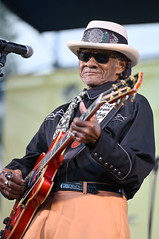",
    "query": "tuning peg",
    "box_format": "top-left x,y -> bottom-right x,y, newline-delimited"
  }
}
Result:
114,98 -> 120,108
125,95 -> 130,100
121,97 -> 126,105
115,103 -> 119,108
130,93 -> 136,102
